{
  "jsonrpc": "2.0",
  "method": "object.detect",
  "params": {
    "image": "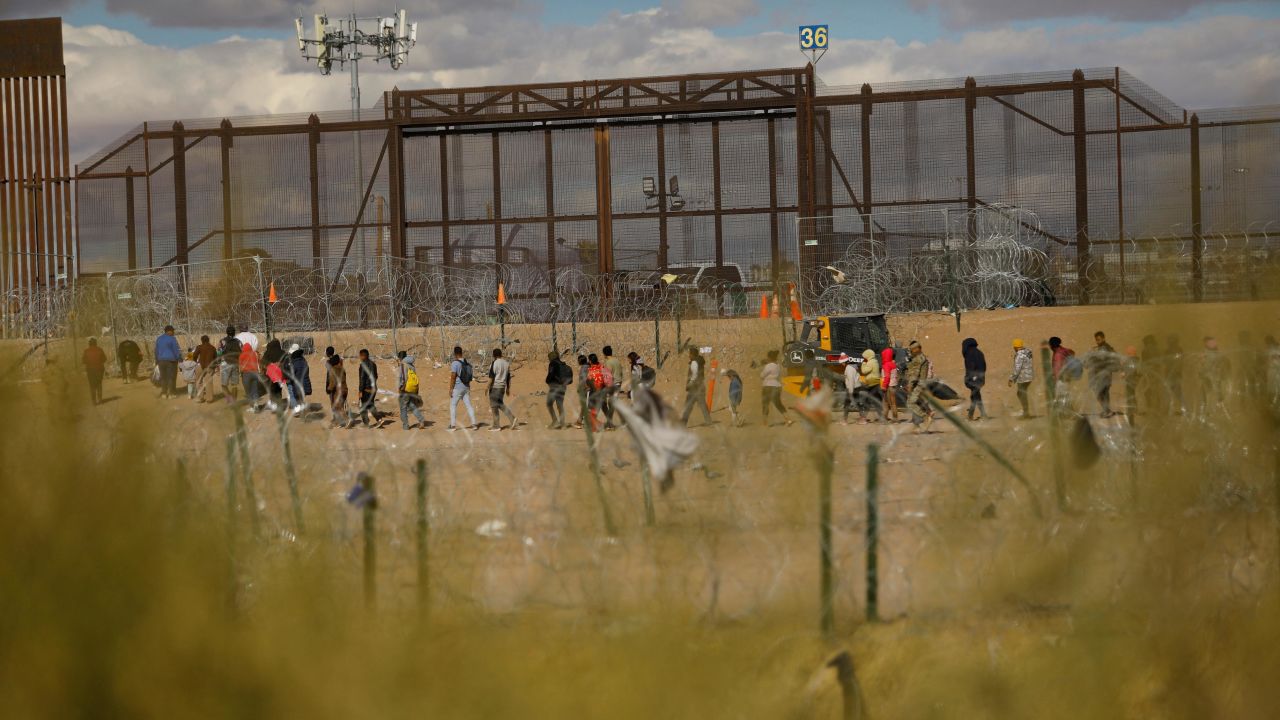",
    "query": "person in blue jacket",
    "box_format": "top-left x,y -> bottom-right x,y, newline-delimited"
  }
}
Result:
154,325 -> 182,398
